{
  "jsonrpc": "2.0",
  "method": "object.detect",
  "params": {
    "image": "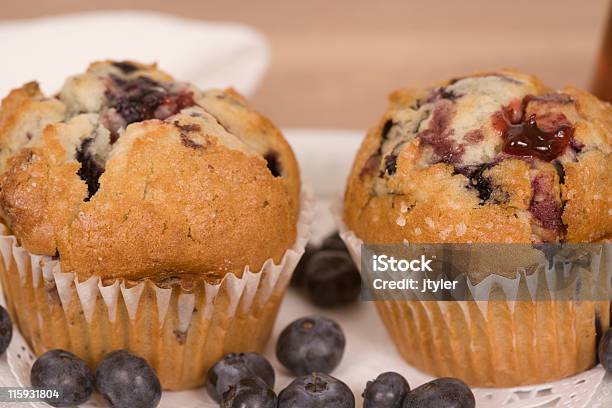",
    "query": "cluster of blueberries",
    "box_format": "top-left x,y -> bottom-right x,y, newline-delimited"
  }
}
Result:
0,302 -> 478,408
209,315 -> 476,407
31,348 -> 161,407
